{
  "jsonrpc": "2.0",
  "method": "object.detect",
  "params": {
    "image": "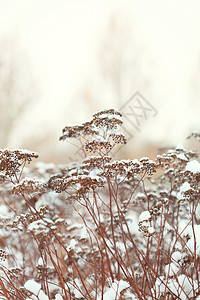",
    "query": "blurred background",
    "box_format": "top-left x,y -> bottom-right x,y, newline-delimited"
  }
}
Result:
0,0 -> 200,163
